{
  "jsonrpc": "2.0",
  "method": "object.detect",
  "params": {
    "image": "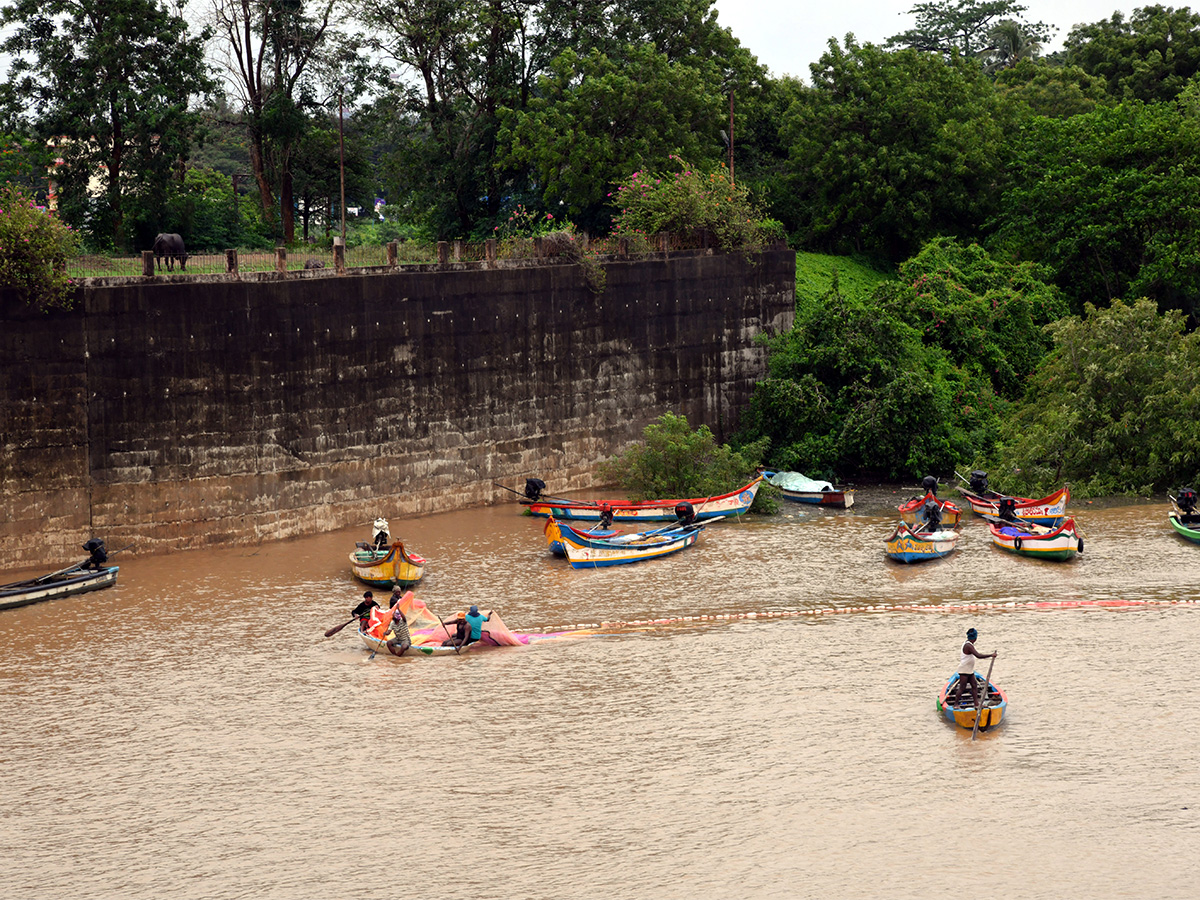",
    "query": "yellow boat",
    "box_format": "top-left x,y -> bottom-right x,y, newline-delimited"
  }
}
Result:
349,540 -> 426,588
